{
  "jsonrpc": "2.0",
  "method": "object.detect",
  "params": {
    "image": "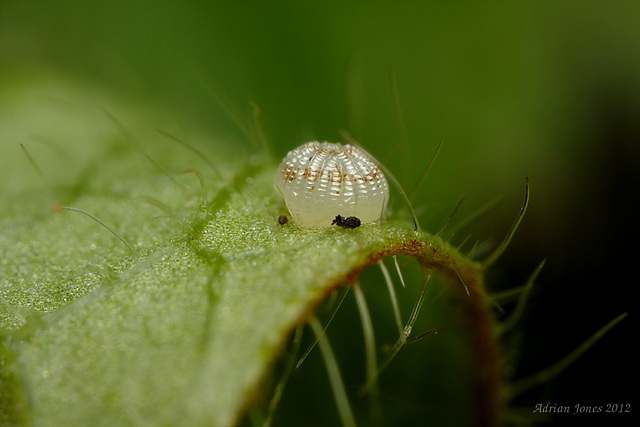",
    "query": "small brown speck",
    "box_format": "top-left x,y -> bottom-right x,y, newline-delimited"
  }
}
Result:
278,214 -> 289,225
